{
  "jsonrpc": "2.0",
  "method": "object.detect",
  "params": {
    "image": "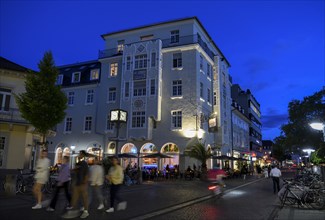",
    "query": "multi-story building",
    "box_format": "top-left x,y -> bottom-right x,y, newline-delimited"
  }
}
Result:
231,84 -> 262,163
48,17 -> 233,170
261,140 -> 273,166
0,57 -> 39,169
231,100 -> 250,165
